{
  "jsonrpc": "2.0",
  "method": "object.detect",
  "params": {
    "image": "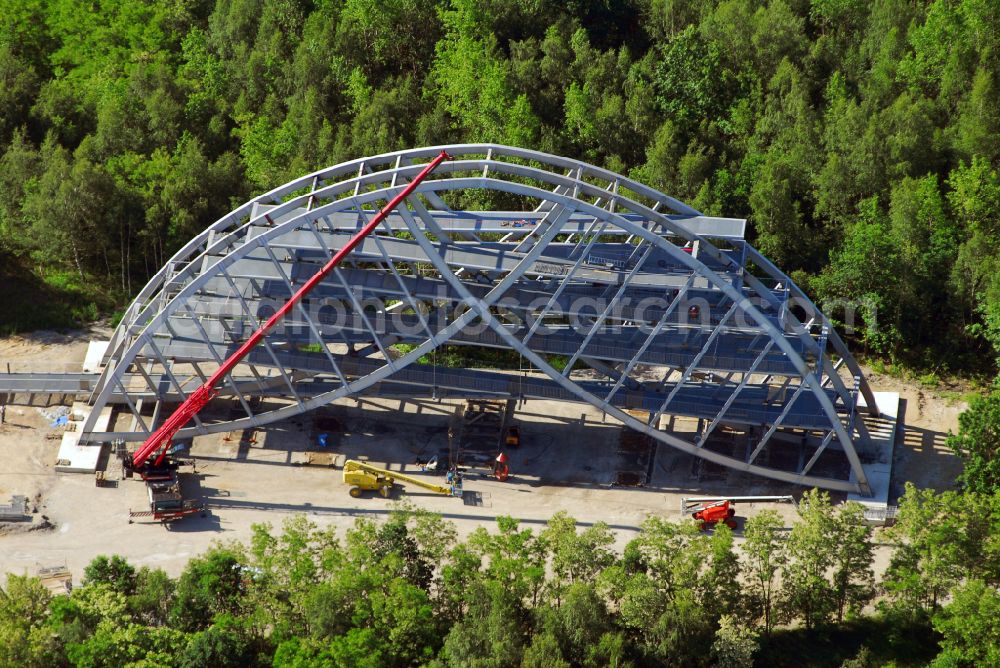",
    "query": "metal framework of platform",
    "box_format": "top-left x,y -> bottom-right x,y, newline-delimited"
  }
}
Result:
2,145 -> 884,494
